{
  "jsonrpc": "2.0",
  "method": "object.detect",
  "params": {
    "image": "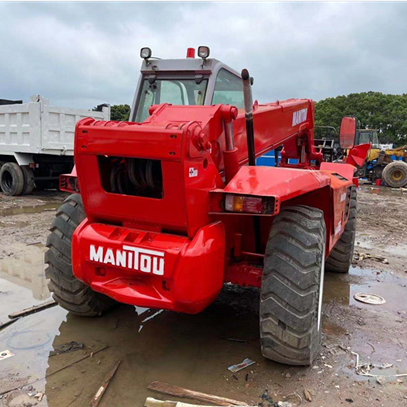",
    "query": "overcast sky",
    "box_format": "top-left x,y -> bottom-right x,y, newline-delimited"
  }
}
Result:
1,2 -> 406,110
